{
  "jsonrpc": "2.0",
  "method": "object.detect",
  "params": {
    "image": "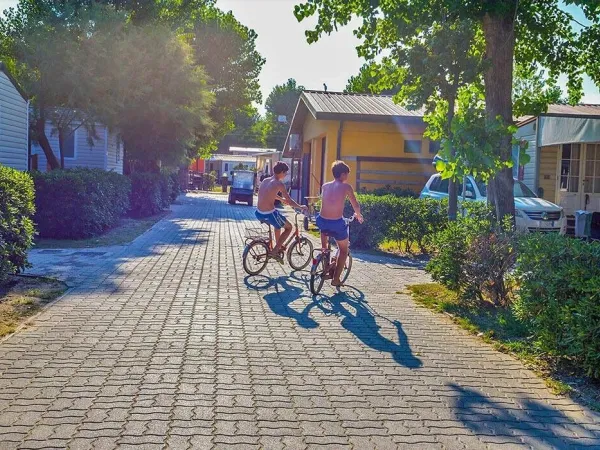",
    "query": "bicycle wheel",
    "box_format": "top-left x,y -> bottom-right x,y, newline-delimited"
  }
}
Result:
340,253 -> 353,283
309,254 -> 327,295
287,237 -> 313,270
243,240 -> 269,275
